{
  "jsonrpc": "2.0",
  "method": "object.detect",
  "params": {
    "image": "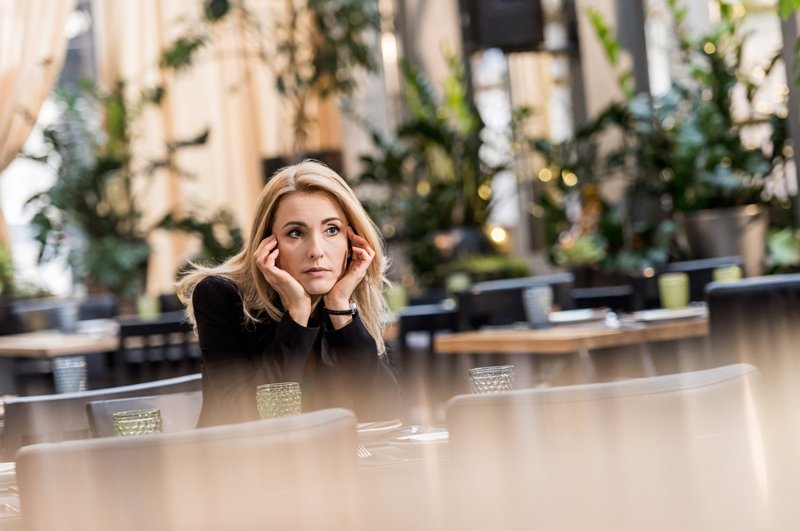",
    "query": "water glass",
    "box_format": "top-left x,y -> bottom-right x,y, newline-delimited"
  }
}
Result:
469,365 -> 514,394
257,382 -> 302,419
658,272 -> 690,309
522,286 -> 553,328
52,356 -> 87,394
713,265 -> 742,283
113,409 -> 162,436
58,303 -> 79,333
